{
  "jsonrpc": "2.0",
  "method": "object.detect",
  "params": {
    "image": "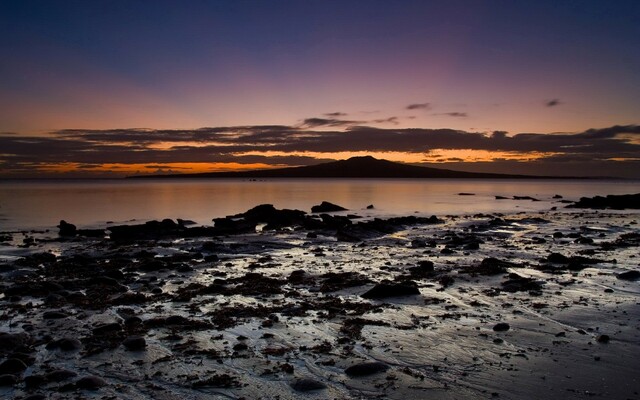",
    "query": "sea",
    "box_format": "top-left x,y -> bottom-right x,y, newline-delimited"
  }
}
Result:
1,178 -> 639,231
